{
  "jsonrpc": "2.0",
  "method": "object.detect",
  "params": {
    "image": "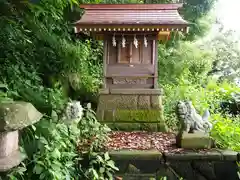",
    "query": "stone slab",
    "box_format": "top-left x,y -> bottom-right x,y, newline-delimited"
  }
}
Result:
115,173 -> 156,180
98,95 -> 138,110
109,88 -> 163,95
164,149 -> 224,161
109,150 -> 162,161
178,132 -> 213,149
0,131 -> 18,158
106,122 -> 166,132
0,150 -> 26,172
109,149 -> 239,180
219,150 -> 238,161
